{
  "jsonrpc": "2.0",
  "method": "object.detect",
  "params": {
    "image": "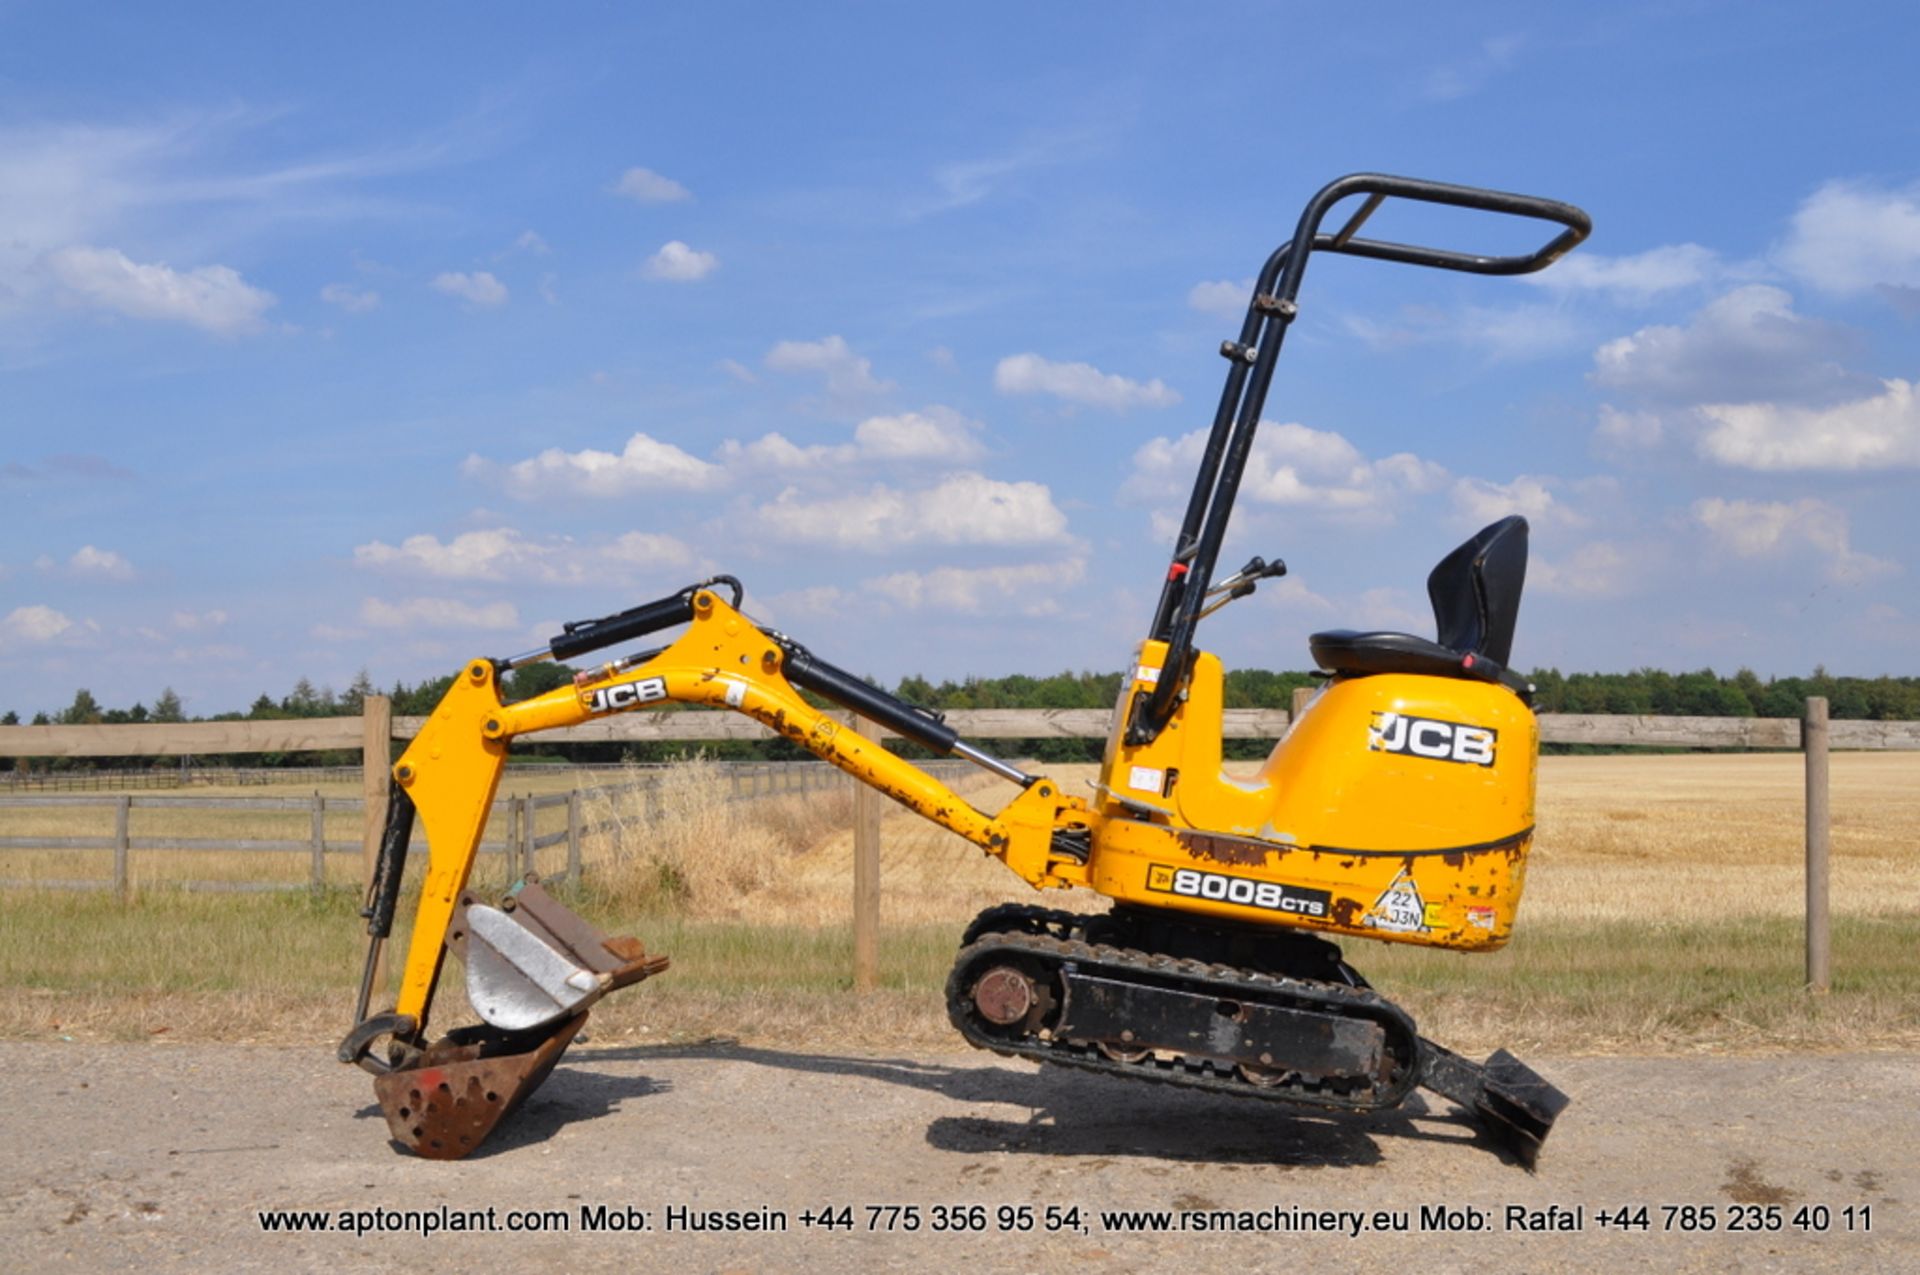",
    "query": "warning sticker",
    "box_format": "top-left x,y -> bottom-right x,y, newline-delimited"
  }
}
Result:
1467,906 -> 1496,930
1135,664 -> 1161,685
1128,765 -> 1165,795
1364,868 -> 1428,934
